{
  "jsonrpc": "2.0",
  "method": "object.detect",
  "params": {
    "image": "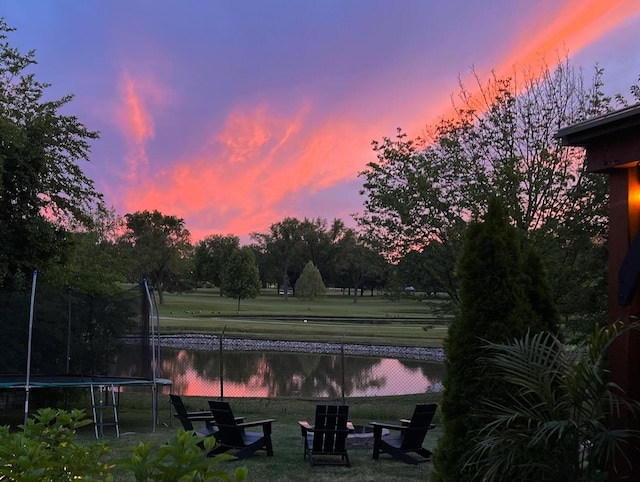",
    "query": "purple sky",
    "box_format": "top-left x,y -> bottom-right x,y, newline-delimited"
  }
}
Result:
3,0 -> 640,242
